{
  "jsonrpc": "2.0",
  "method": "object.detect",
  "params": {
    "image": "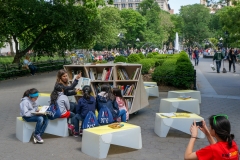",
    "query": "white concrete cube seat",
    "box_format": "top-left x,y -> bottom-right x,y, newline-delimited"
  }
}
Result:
160,98 -> 200,114
16,117 -> 69,143
36,93 -> 51,106
144,86 -> 159,98
154,113 -> 205,138
143,81 -> 157,87
82,123 -> 142,159
168,90 -> 201,103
